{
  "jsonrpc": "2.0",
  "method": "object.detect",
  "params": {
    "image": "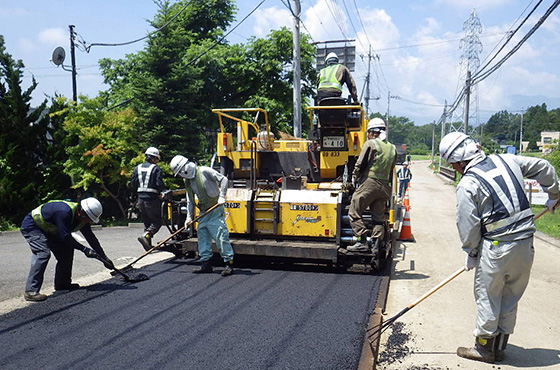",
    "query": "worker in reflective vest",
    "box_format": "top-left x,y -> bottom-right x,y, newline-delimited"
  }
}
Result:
131,147 -> 165,251
440,132 -> 560,364
397,162 -> 412,198
317,52 -> 359,104
20,198 -> 114,301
